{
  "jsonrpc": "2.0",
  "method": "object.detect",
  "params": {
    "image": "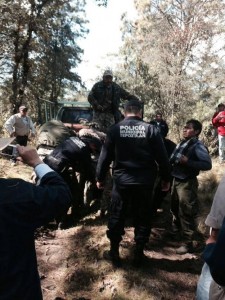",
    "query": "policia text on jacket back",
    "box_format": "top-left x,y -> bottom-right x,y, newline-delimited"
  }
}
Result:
96,99 -> 171,267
